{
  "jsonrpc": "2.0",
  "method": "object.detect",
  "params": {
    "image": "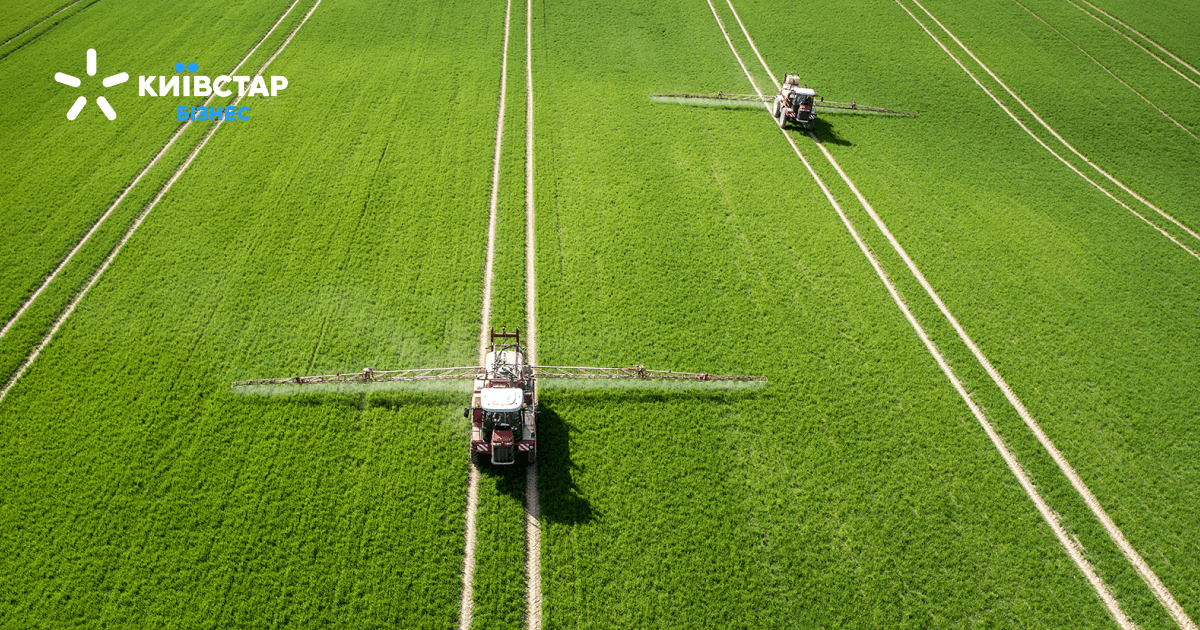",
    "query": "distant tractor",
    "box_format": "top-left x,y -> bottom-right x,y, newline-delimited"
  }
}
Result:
651,74 -> 916,129
773,74 -> 818,130
232,327 -> 766,468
